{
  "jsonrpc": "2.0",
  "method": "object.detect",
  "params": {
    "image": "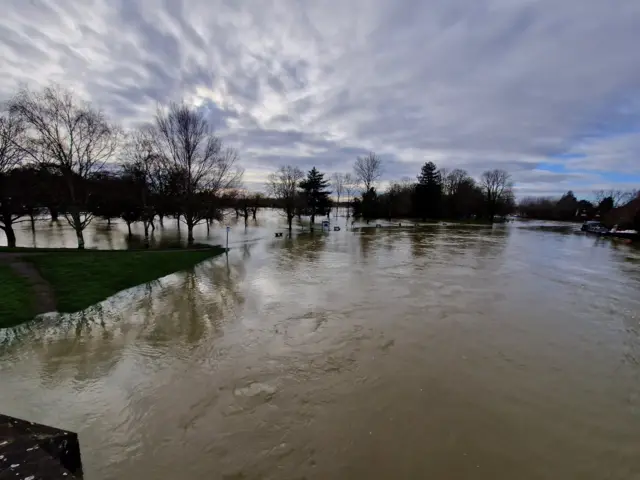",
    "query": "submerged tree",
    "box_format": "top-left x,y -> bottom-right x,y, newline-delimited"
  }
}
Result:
9,85 -> 120,249
343,173 -> 357,218
153,103 -> 243,244
0,113 -> 26,247
413,161 -> 442,220
268,165 -> 304,232
354,152 -> 383,192
122,127 -> 163,243
331,172 -> 345,218
354,153 -> 382,223
481,169 -> 514,222
300,167 -> 331,229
